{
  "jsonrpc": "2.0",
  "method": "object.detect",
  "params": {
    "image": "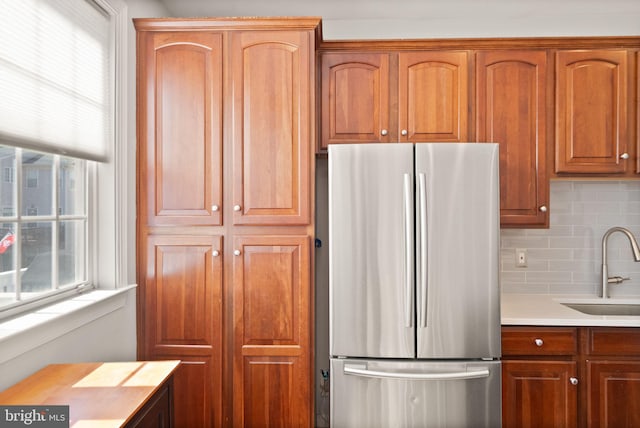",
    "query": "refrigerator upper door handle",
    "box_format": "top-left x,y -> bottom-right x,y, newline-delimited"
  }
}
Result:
403,173 -> 413,328
417,173 -> 428,328
344,364 -> 490,381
